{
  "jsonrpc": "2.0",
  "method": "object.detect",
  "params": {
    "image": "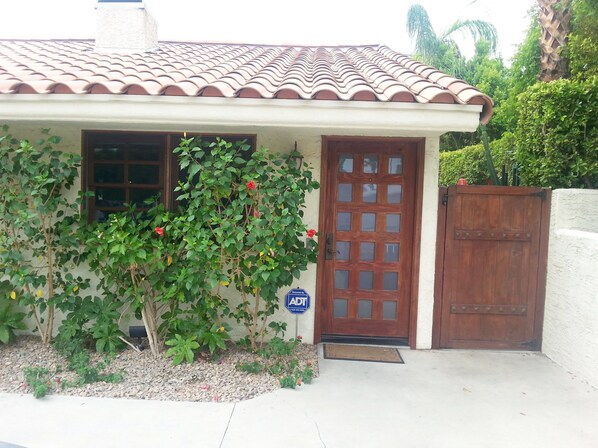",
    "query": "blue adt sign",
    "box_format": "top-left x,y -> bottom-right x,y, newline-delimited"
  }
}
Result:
285,288 -> 311,314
